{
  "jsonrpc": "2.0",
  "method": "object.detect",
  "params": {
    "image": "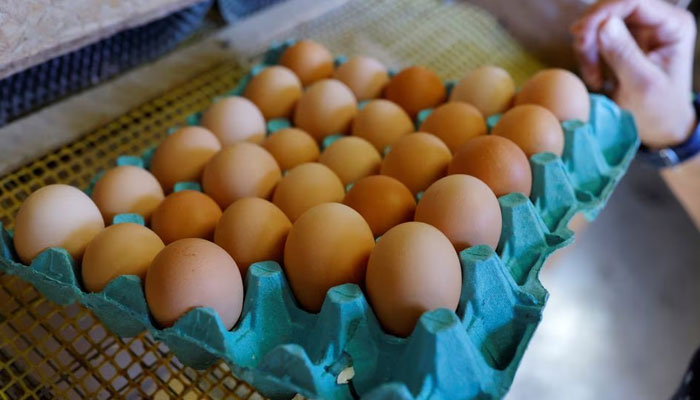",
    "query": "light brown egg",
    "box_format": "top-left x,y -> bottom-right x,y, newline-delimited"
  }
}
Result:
262,128 -> 320,171
384,66 -> 446,117
149,126 -> 222,193
145,238 -> 243,329
515,68 -> 590,122
279,39 -> 334,86
380,133 -> 451,195
343,175 -> 415,237
293,79 -> 358,142
150,190 -> 222,244
283,203 -> 374,312
351,99 -> 414,152
244,66 -> 303,119
214,197 -> 291,277
200,97 -> 266,145
448,136 -> 532,197
333,56 -> 389,101
415,175 -> 502,250
366,222 -> 461,336
419,102 -> 486,153
13,184 -> 105,264
449,65 -> 515,116
319,136 -> 381,186
272,162 -> 345,222
492,104 -> 564,157
202,142 -> 281,209
91,166 -> 165,225
81,223 -> 164,292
